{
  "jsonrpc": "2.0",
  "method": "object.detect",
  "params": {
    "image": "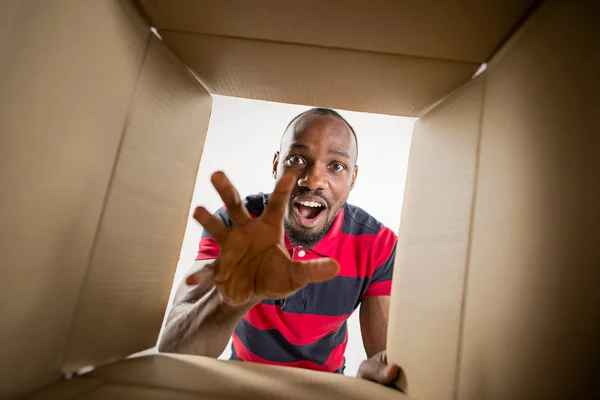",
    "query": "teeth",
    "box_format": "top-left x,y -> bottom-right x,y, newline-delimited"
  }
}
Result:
297,200 -> 323,208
